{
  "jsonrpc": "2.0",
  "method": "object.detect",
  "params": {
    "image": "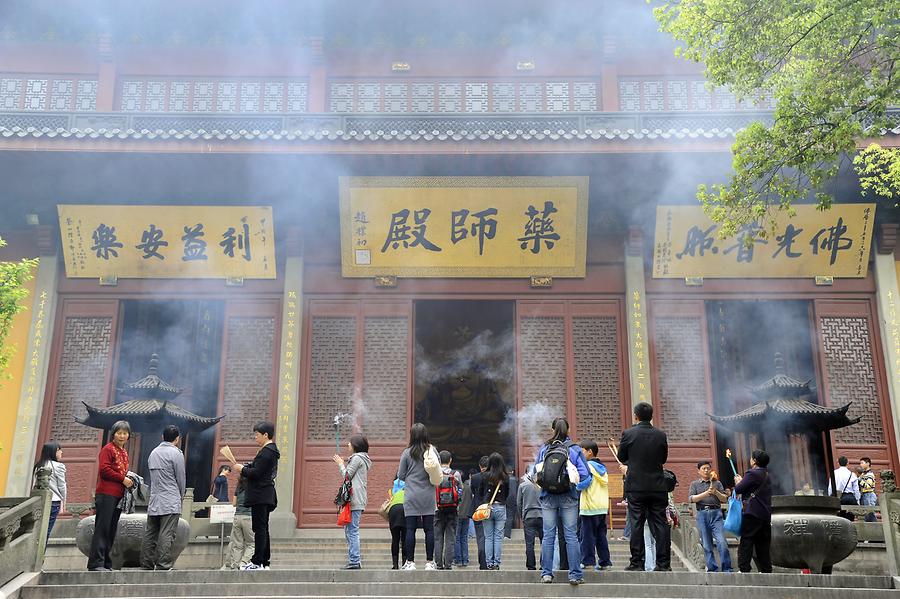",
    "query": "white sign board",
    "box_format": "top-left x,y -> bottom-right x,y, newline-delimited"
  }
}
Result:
209,503 -> 236,524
